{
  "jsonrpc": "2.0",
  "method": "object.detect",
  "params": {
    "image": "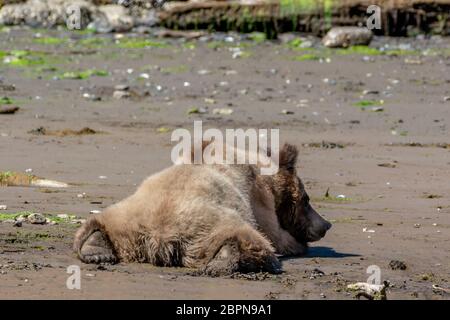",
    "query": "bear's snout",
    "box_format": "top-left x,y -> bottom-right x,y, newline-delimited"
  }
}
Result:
306,207 -> 332,242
